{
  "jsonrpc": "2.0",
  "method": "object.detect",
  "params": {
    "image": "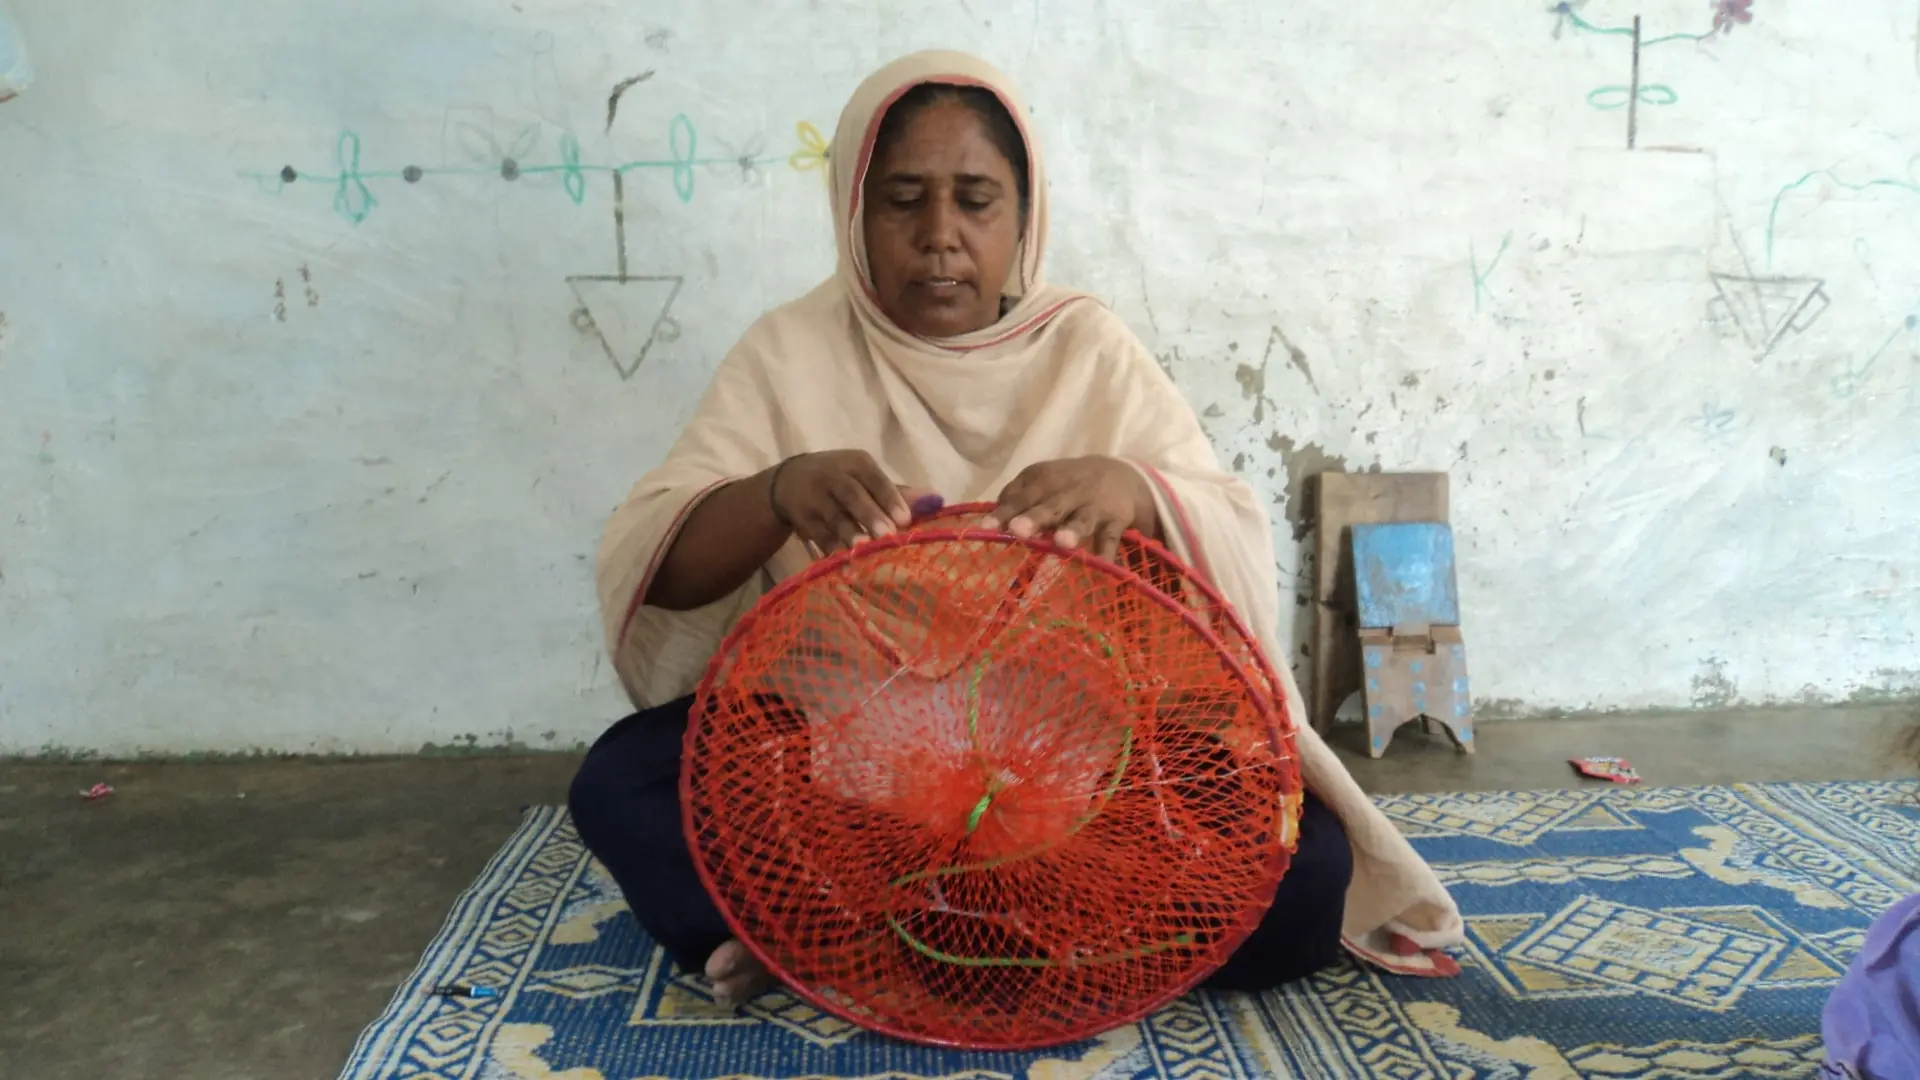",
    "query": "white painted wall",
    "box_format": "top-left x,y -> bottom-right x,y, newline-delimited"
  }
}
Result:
3,0 -> 1916,756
